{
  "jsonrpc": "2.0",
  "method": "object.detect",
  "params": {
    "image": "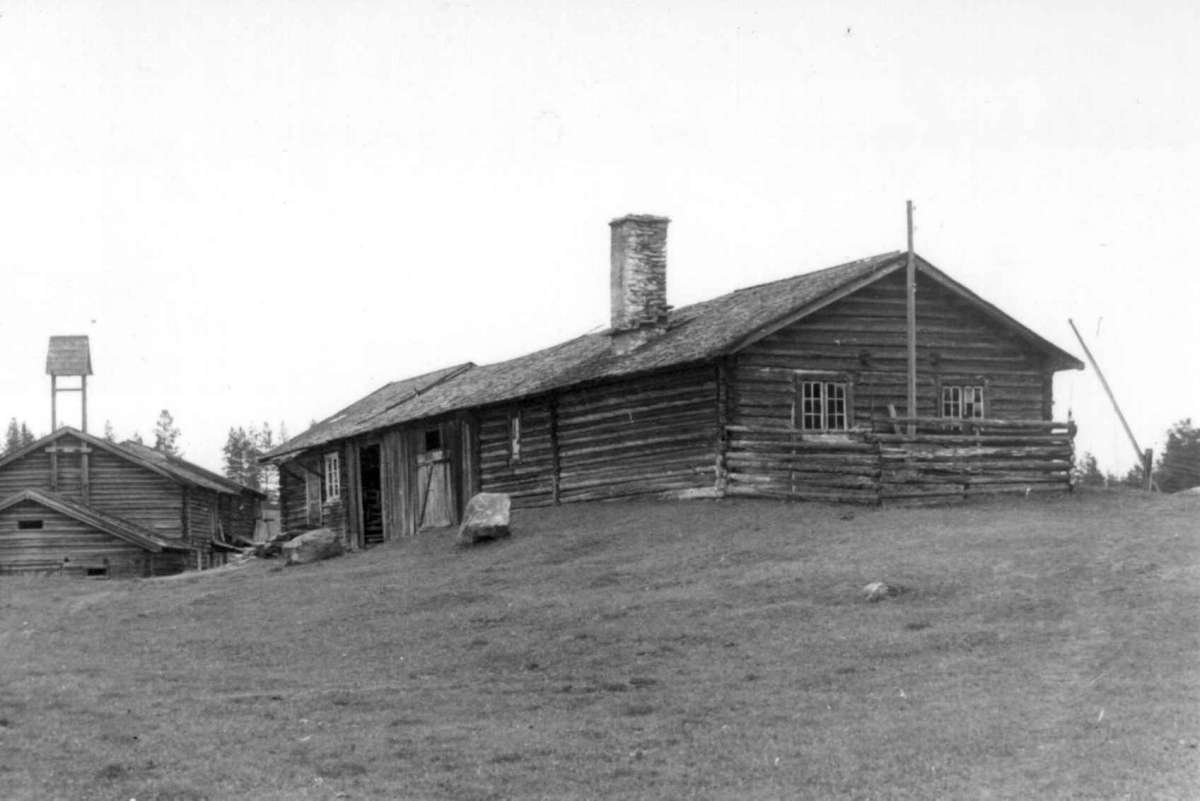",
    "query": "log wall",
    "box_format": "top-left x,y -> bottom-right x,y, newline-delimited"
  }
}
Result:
724,417 -> 1074,504
875,417 -> 1075,503
478,401 -> 555,507
555,366 -> 718,503
0,500 -> 187,577
278,454 -> 344,537
734,270 -> 1053,428
724,425 -> 880,503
